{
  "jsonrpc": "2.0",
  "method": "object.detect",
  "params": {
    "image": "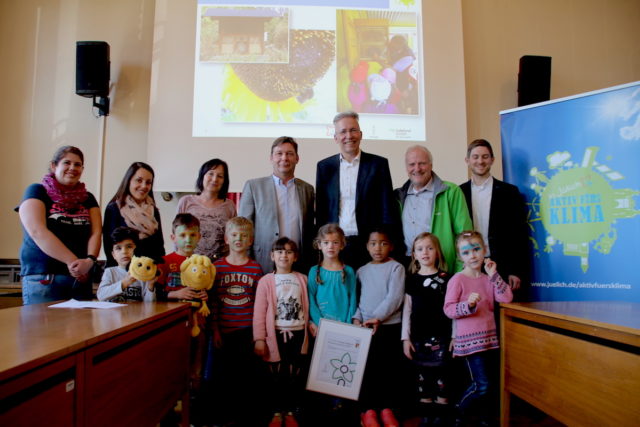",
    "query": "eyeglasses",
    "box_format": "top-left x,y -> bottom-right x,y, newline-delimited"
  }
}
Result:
337,128 -> 361,136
